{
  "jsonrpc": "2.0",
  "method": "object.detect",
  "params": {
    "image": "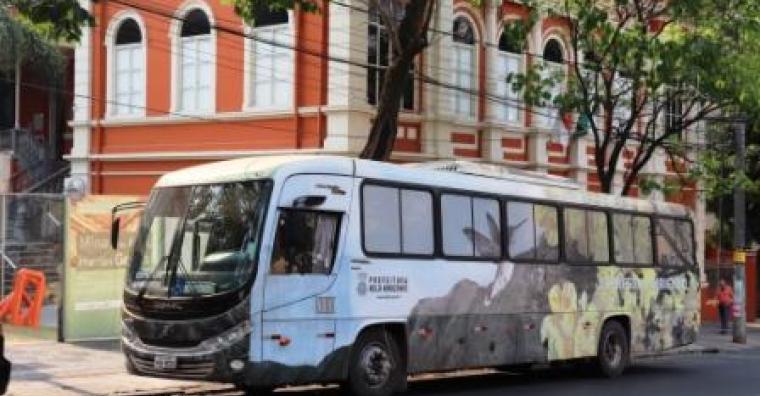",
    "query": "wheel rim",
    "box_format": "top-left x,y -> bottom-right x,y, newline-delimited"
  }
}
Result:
603,331 -> 623,368
359,342 -> 393,388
